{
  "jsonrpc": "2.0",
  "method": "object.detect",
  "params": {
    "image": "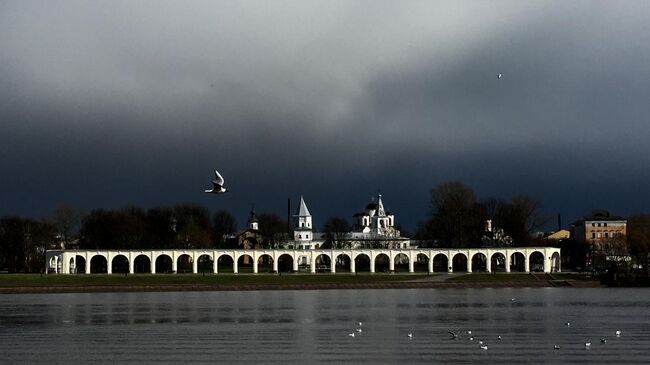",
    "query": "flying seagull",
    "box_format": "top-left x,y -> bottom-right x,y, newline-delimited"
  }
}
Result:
497,73 -> 502,79
205,169 -> 229,194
